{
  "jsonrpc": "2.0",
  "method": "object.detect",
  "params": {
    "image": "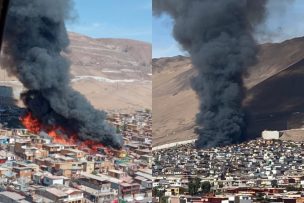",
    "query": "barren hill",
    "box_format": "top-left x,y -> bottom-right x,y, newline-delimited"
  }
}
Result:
0,32 -> 152,113
153,37 -> 304,146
